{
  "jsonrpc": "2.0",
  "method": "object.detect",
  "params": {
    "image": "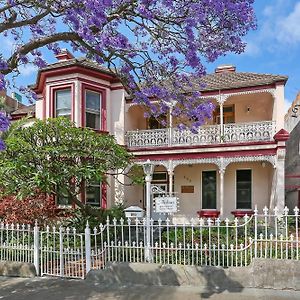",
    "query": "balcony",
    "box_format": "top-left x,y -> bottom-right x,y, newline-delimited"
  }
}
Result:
125,121 -> 276,148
